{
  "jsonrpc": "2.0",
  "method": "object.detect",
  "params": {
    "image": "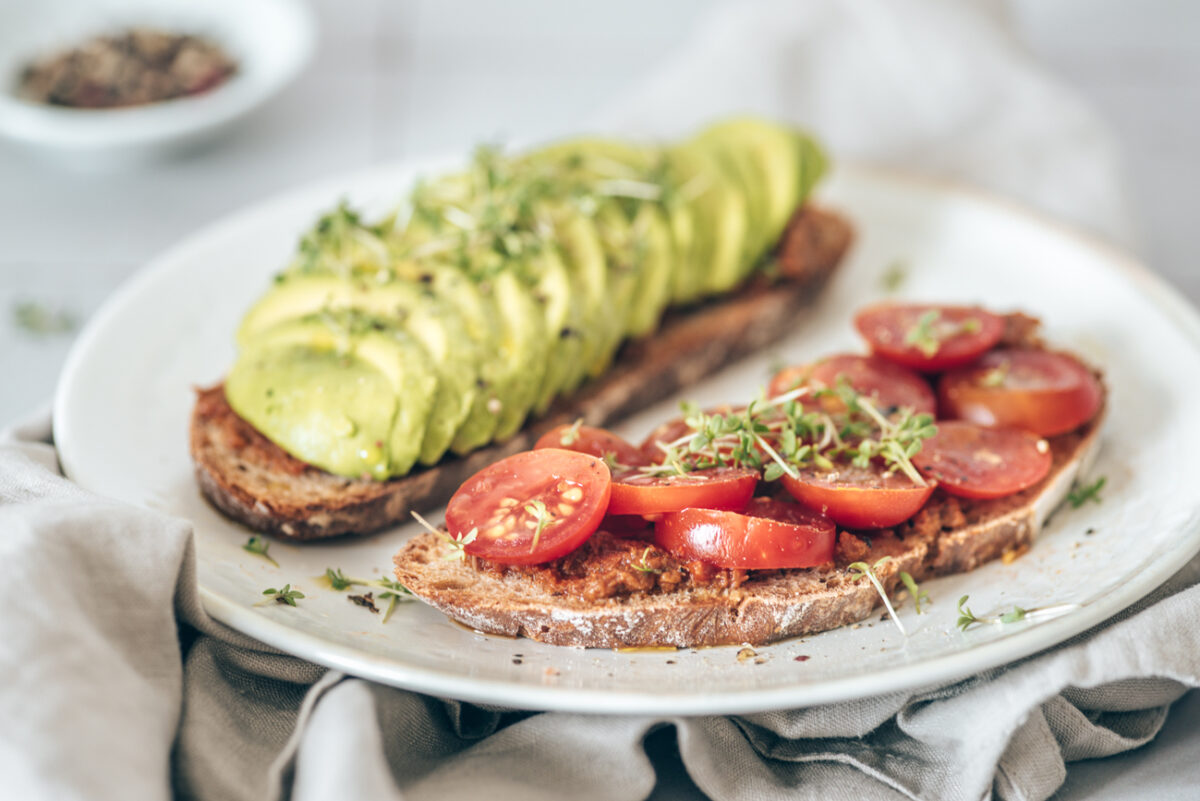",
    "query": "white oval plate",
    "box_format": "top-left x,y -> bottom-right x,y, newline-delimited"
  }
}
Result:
55,163 -> 1200,715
